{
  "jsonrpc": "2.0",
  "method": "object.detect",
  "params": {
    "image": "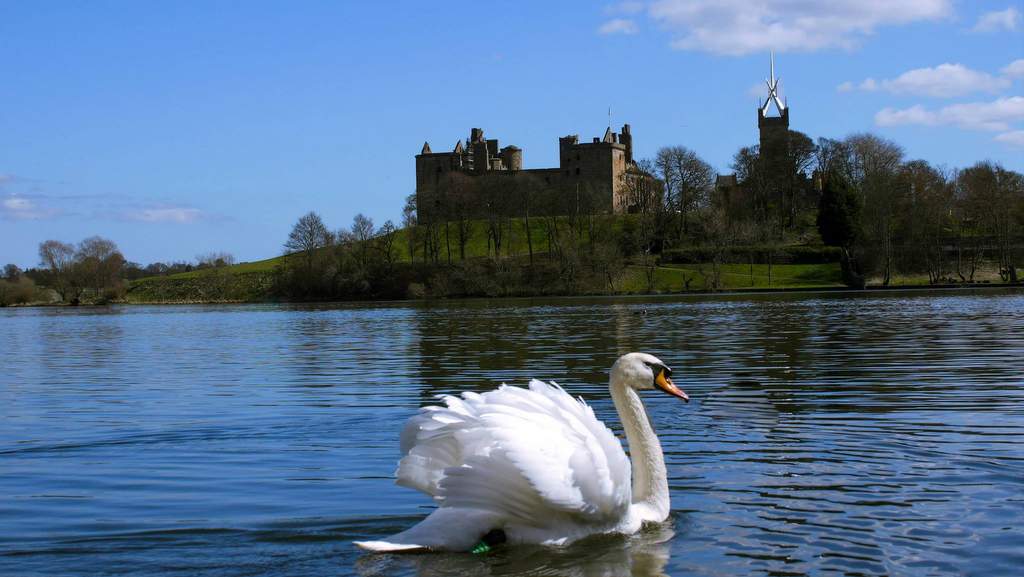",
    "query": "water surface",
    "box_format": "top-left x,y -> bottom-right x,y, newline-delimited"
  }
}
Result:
2,290 -> 1023,576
